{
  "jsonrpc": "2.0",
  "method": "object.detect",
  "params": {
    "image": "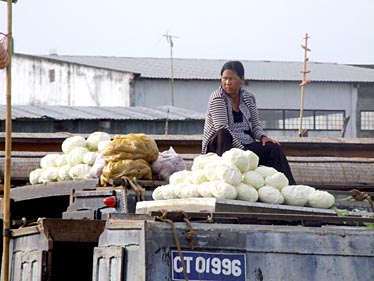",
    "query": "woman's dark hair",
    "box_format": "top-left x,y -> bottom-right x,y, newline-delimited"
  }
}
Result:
220,61 -> 245,78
